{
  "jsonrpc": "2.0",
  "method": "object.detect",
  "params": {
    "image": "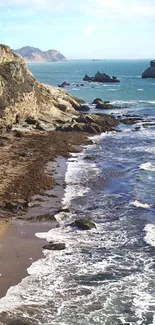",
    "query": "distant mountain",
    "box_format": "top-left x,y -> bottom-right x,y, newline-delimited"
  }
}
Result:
13,46 -> 67,62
